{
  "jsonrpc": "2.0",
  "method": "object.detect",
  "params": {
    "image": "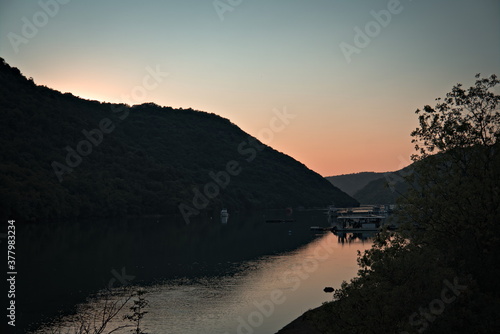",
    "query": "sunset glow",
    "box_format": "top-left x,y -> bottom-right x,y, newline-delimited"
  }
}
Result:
1,0 -> 498,176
